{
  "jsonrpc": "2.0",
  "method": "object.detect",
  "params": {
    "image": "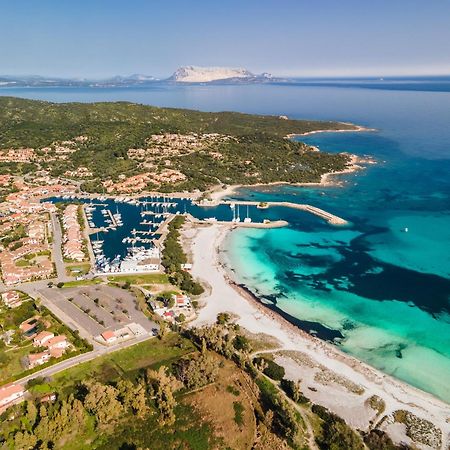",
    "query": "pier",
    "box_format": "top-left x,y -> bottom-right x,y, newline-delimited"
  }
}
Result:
140,211 -> 167,218
196,200 -> 348,225
187,214 -> 289,229
138,201 -> 178,208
